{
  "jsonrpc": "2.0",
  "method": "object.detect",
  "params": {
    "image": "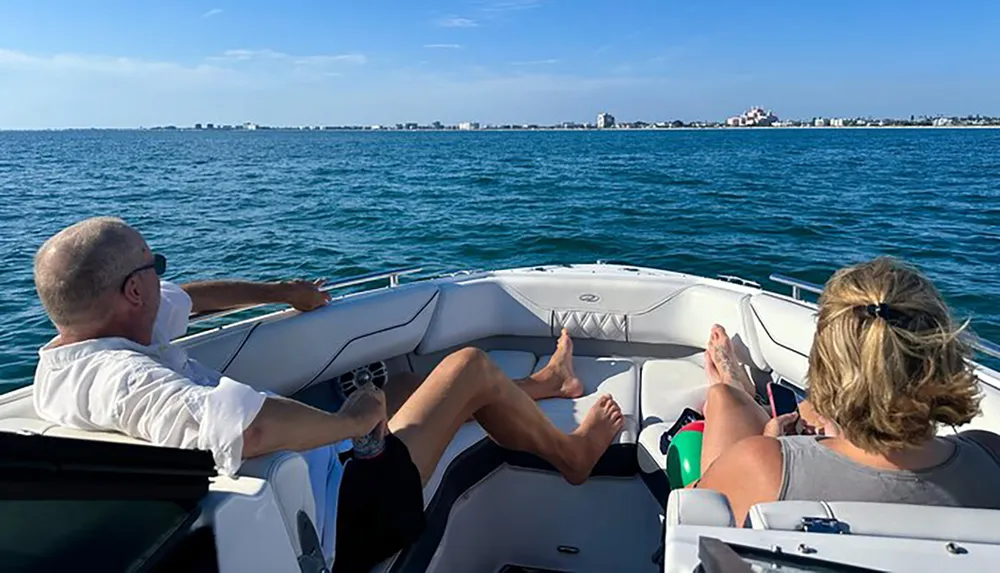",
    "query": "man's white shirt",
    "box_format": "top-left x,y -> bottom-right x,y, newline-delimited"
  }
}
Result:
33,281 -> 347,563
